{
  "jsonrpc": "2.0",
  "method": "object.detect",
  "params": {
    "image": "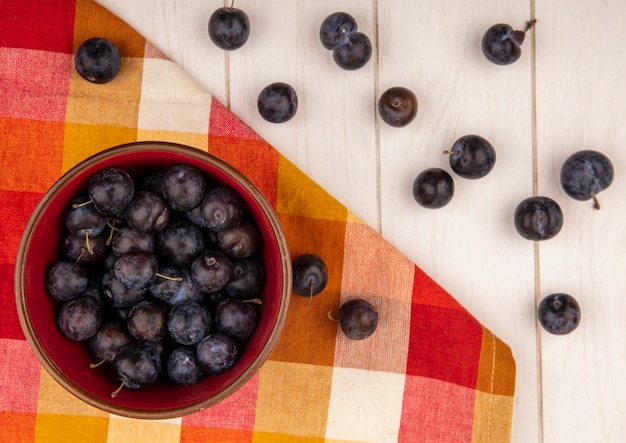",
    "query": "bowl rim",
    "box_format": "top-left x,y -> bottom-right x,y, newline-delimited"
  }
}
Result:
14,141 -> 292,419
